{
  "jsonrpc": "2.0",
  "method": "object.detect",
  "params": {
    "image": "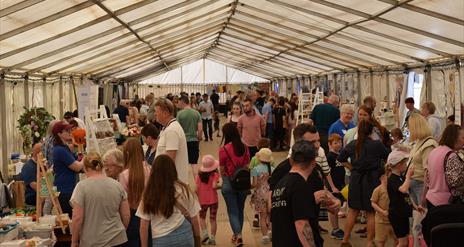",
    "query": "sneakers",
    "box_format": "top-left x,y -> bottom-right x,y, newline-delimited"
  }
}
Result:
206,239 -> 216,245
319,224 -> 329,233
330,229 -> 344,240
253,214 -> 260,229
235,237 -> 243,247
355,227 -> 367,234
201,235 -> 209,244
261,235 -> 271,244
359,215 -> 367,224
